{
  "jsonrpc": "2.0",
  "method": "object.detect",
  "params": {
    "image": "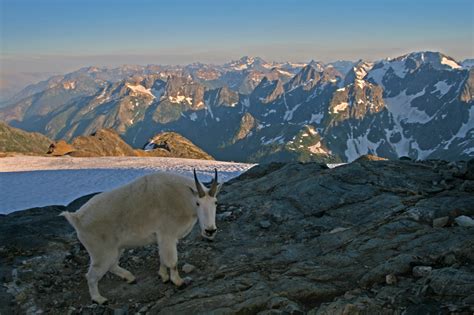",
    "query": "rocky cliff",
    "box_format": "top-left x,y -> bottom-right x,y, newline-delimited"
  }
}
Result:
1,158 -> 473,314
